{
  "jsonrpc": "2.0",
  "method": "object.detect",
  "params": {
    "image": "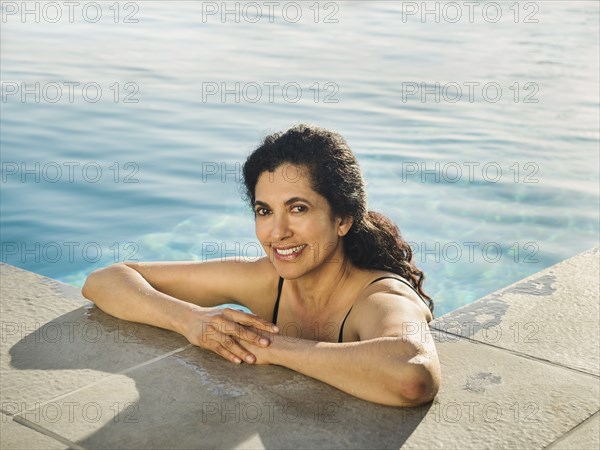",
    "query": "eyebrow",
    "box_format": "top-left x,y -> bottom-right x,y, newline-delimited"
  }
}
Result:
254,197 -> 314,208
